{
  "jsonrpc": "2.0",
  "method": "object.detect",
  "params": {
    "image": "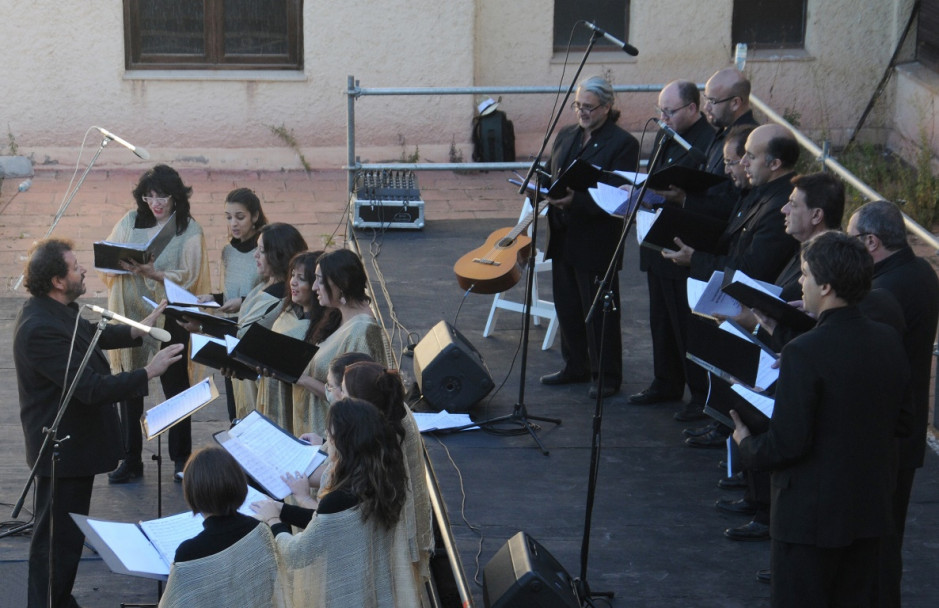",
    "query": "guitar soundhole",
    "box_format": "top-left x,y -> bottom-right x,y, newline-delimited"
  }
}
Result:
497,237 -> 515,248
